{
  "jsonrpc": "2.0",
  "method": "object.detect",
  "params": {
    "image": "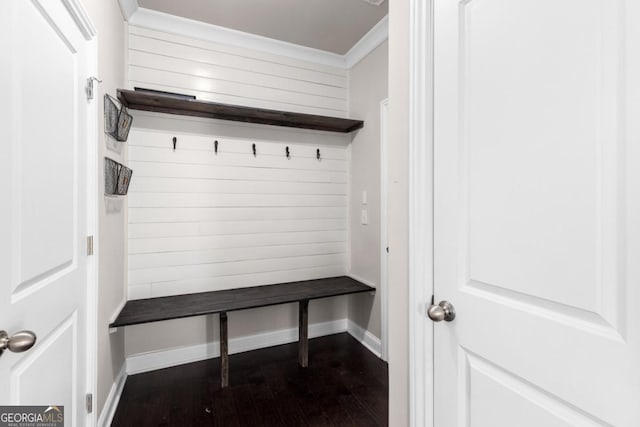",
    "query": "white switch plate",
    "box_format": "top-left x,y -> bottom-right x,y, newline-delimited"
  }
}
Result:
362,190 -> 367,205
361,209 -> 368,225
